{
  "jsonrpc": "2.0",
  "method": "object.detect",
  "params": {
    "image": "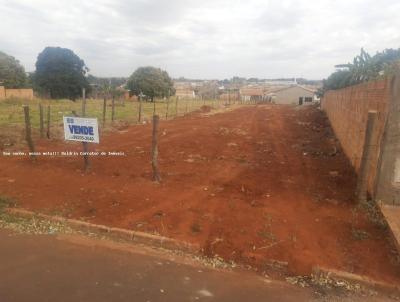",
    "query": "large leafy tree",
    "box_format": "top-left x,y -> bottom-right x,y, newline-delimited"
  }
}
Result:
34,47 -> 89,100
0,51 -> 28,88
86,74 -> 128,98
127,66 -> 175,101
